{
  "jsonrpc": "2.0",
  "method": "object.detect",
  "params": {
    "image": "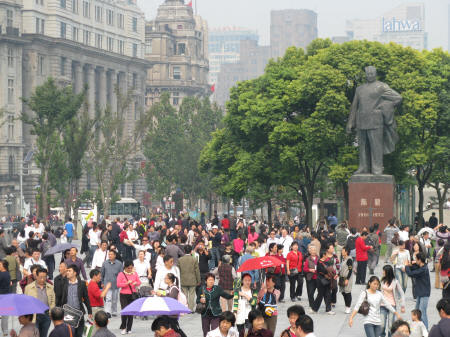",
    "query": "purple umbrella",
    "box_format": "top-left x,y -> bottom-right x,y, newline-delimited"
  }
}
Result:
0,294 -> 49,316
120,296 -> 190,316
